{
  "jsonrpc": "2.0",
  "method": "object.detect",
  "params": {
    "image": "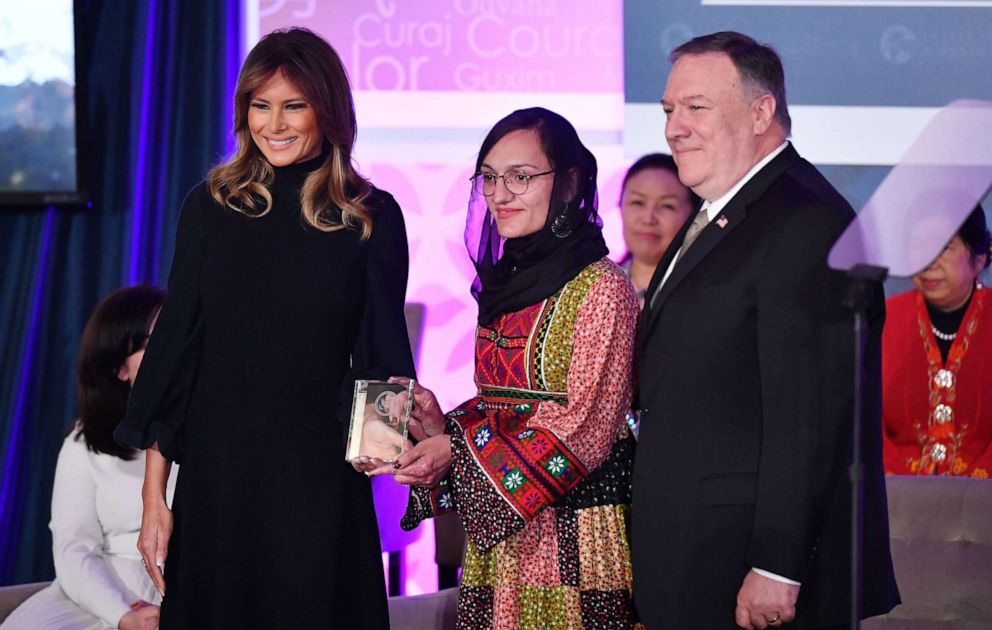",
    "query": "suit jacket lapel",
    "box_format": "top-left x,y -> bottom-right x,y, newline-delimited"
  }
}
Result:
641,144 -> 802,346
639,210 -> 693,346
